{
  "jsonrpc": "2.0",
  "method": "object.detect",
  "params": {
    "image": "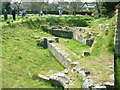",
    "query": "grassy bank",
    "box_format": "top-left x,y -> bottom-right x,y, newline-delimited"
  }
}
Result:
2,21 -> 64,88
2,15 -> 119,88
58,17 -> 115,84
